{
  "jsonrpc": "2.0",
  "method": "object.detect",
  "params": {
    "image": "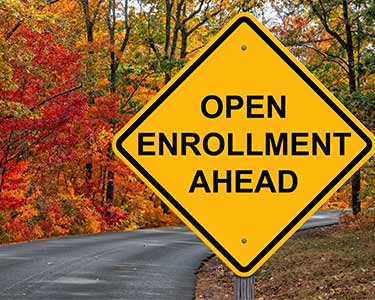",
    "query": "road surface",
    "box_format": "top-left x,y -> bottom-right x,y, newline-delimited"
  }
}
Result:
300,209 -> 340,230
0,210 -> 340,300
